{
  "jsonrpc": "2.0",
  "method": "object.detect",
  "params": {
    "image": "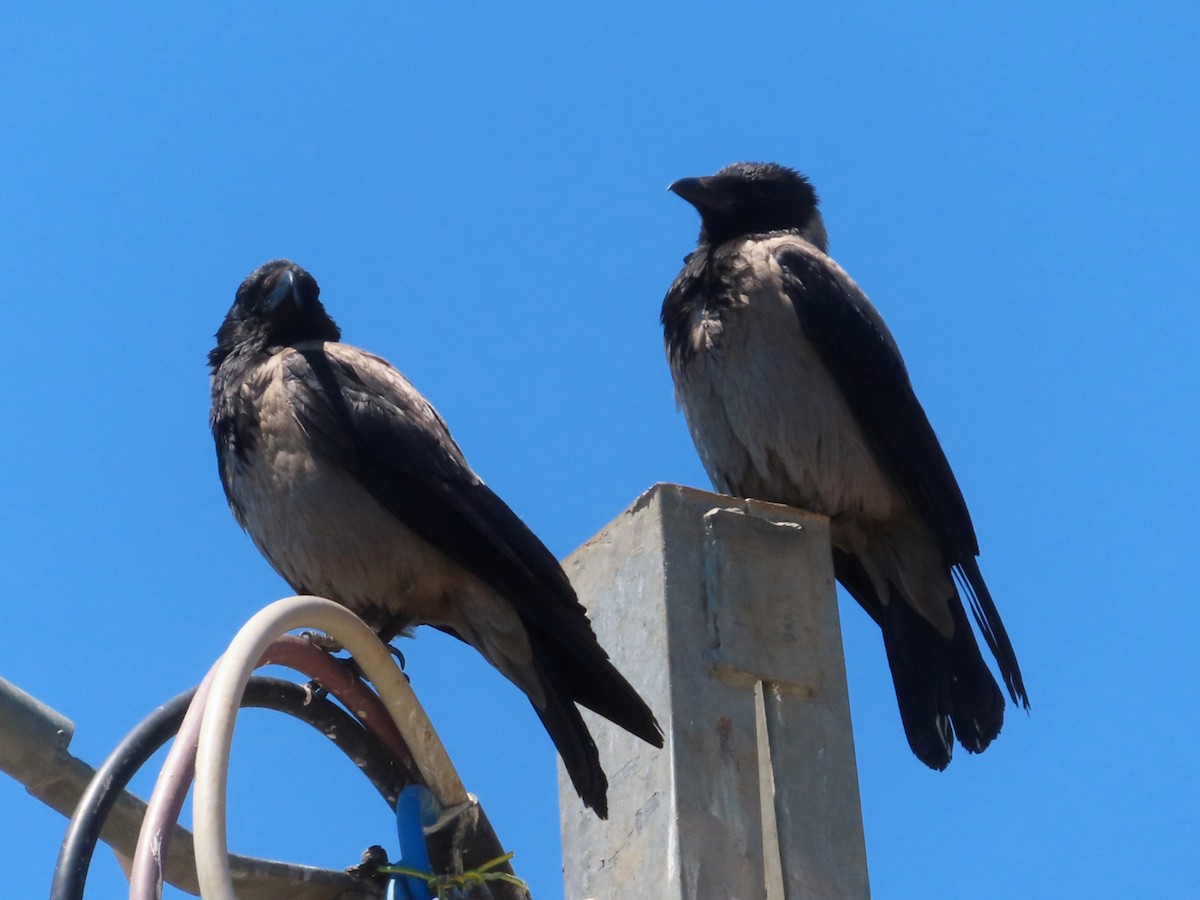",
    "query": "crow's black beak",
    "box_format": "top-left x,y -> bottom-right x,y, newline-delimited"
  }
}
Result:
265,267 -> 301,311
668,175 -> 735,213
